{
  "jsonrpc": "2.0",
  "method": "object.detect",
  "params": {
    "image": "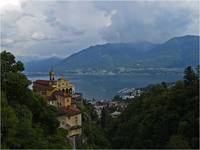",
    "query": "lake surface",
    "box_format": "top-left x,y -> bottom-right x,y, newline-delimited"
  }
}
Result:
27,73 -> 183,100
